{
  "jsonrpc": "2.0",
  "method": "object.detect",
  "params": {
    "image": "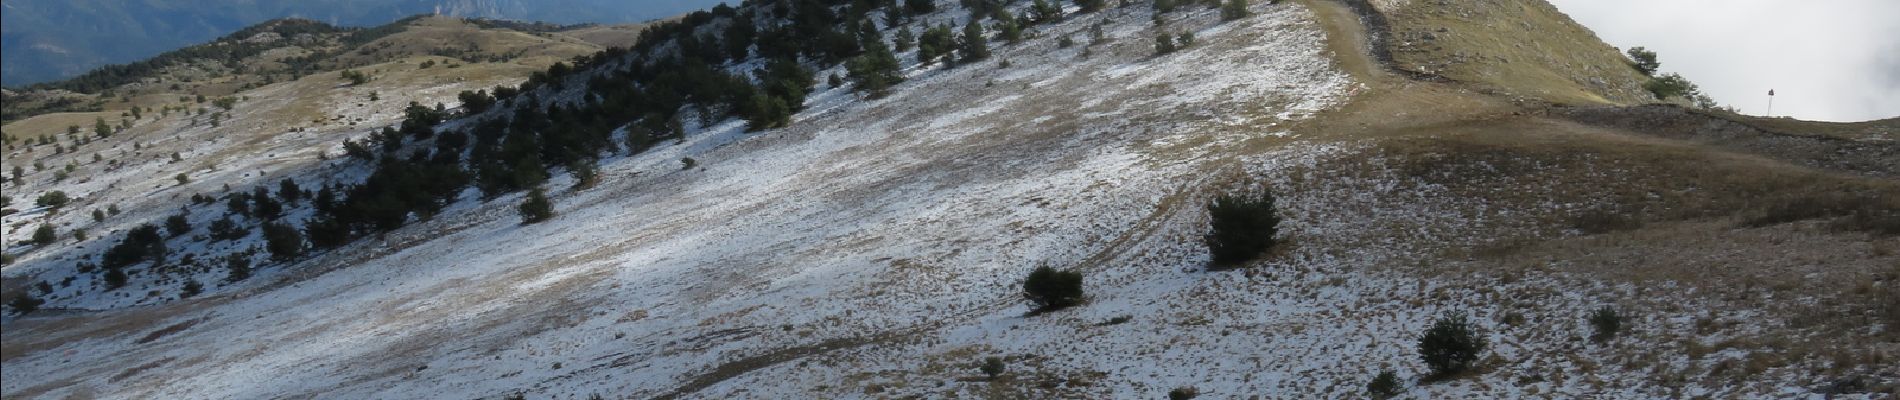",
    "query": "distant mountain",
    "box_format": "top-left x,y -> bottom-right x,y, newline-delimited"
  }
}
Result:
0,0 -> 728,87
